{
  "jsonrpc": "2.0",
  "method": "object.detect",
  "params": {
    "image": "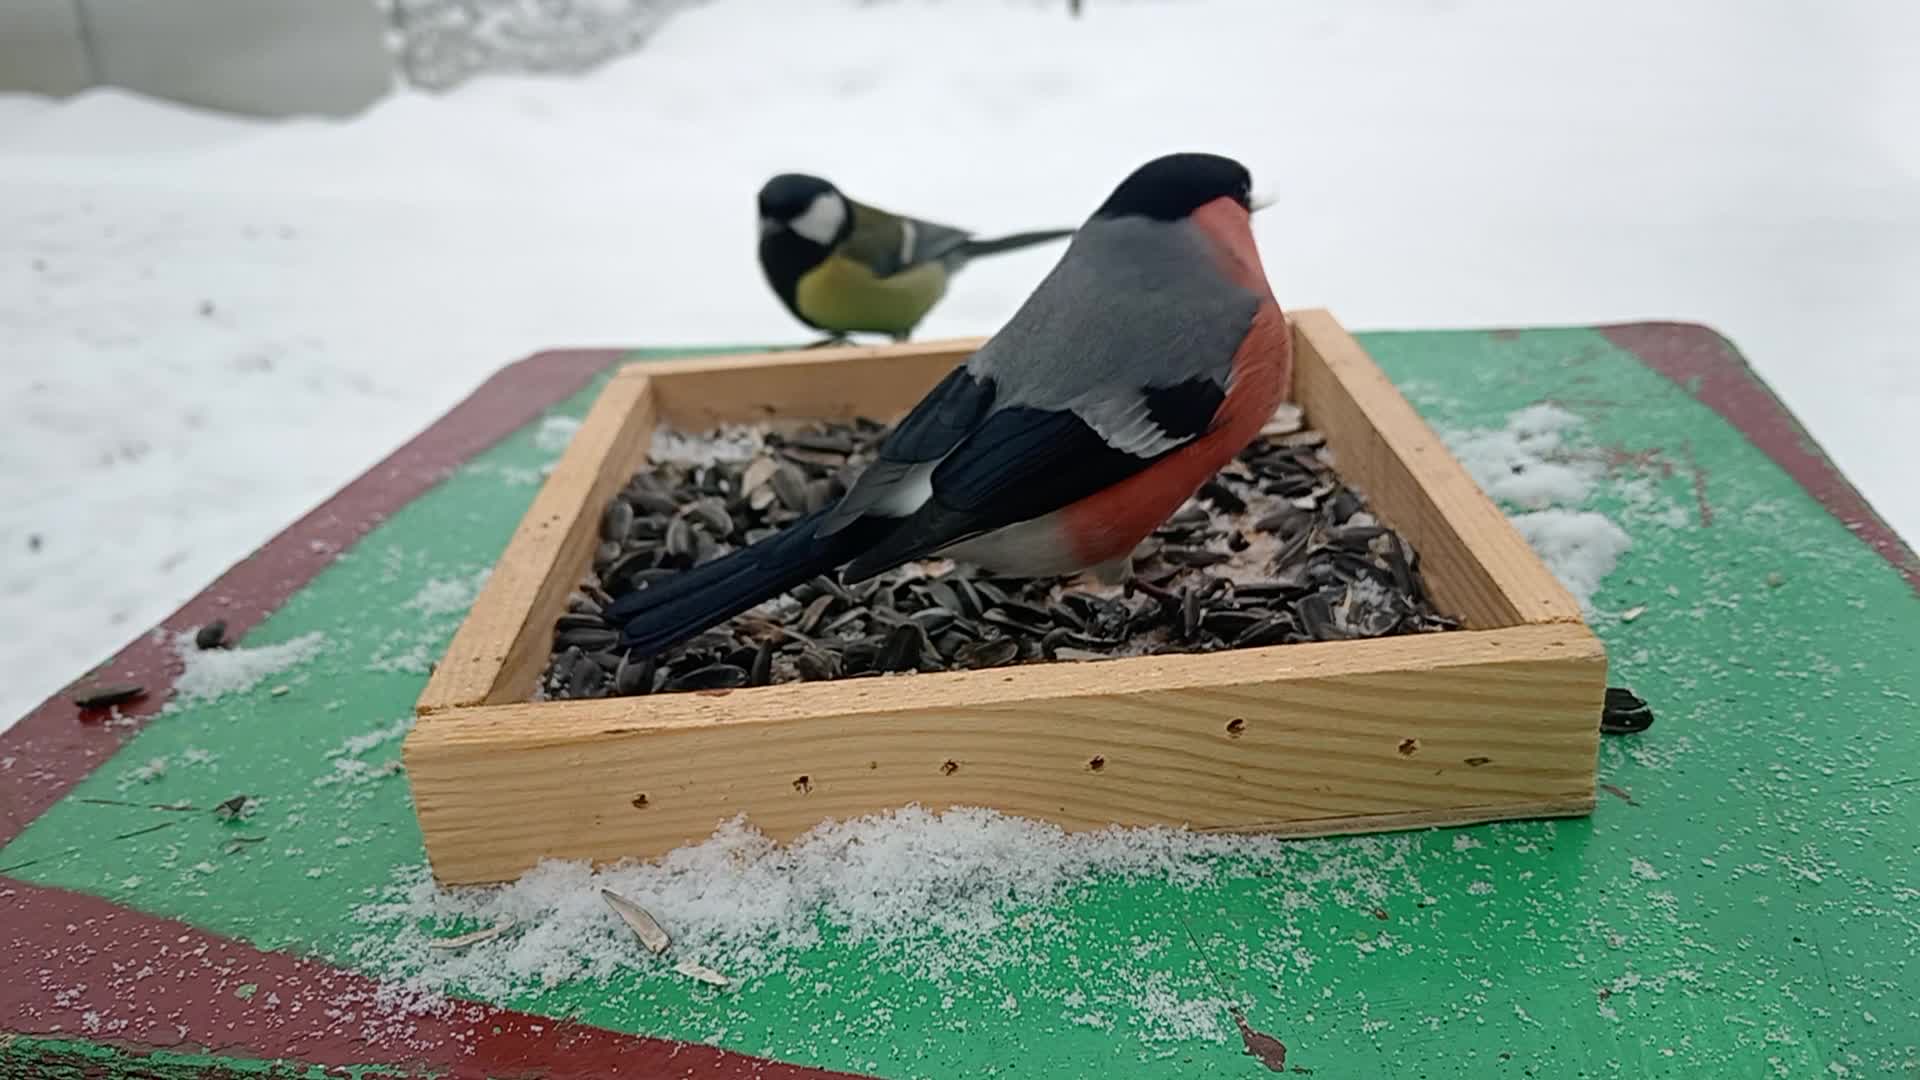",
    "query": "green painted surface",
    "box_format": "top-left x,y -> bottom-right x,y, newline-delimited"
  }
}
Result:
3,330 -> 1916,1078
